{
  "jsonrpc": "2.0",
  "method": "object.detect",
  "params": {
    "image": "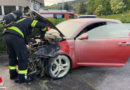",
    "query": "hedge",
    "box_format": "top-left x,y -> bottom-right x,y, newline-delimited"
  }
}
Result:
48,18 -> 66,25
0,24 -> 6,54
